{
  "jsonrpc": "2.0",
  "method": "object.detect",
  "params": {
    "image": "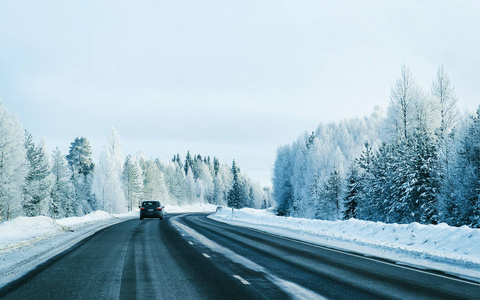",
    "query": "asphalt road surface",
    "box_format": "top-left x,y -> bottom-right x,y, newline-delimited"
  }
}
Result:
1,213 -> 479,299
